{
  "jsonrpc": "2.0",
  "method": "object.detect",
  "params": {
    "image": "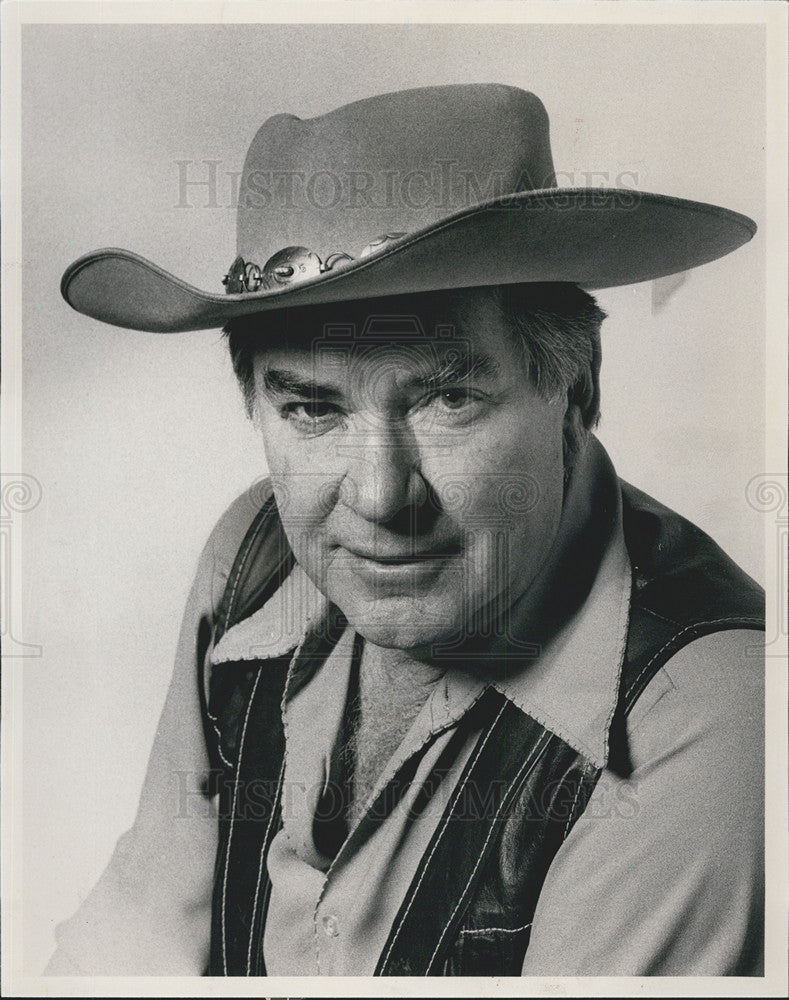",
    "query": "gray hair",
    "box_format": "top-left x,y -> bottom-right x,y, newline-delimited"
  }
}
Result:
486,283 -> 604,431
